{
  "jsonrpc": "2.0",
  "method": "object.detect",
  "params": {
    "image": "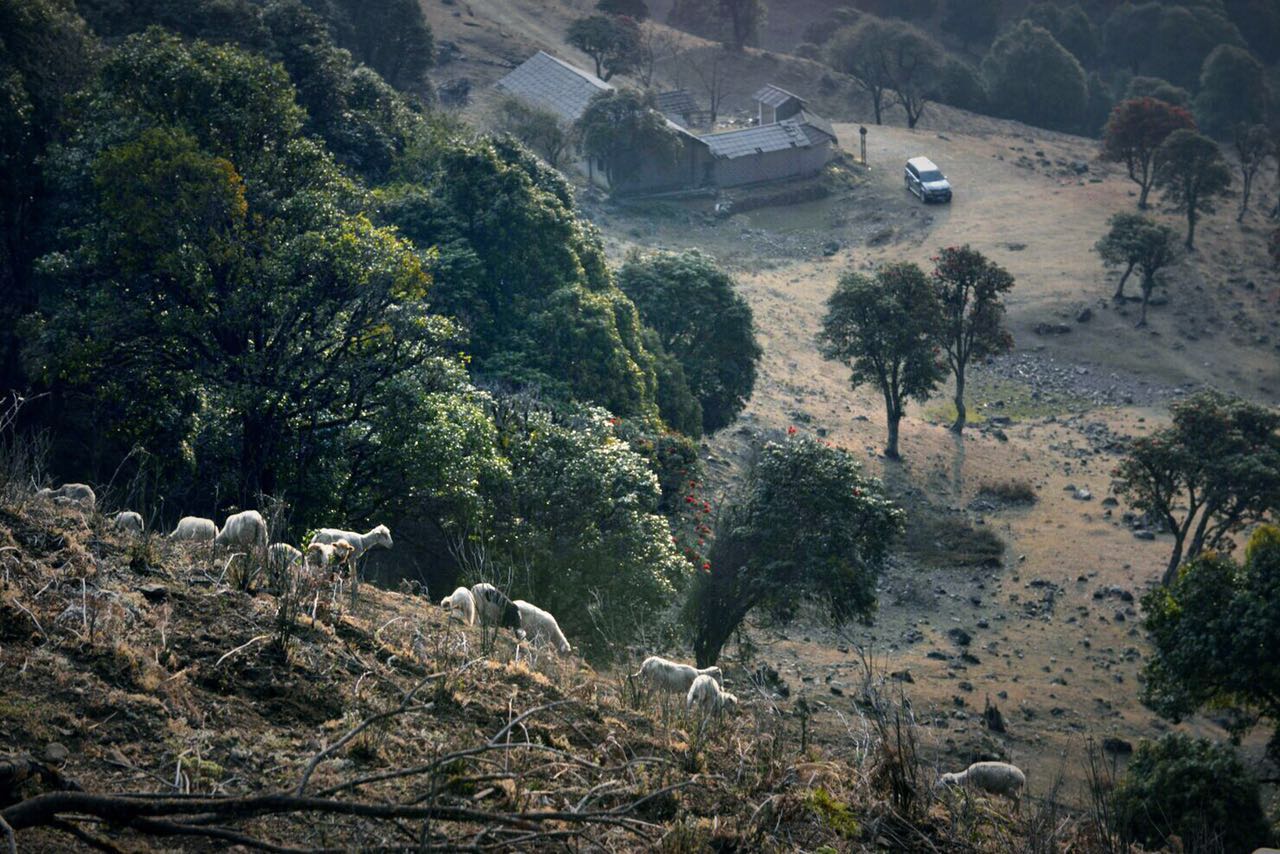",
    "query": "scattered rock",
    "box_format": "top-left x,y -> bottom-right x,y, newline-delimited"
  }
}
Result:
1033,322 -> 1072,335
1073,488 -> 1092,501
45,743 -> 69,764
138,583 -> 169,603
1102,737 -> 1134,755
822,240 -> 841,256
890,670 -> 914,683
947,628 -> 972,647
1076,307 -> 1093,323
1133,530 -> 1155,540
